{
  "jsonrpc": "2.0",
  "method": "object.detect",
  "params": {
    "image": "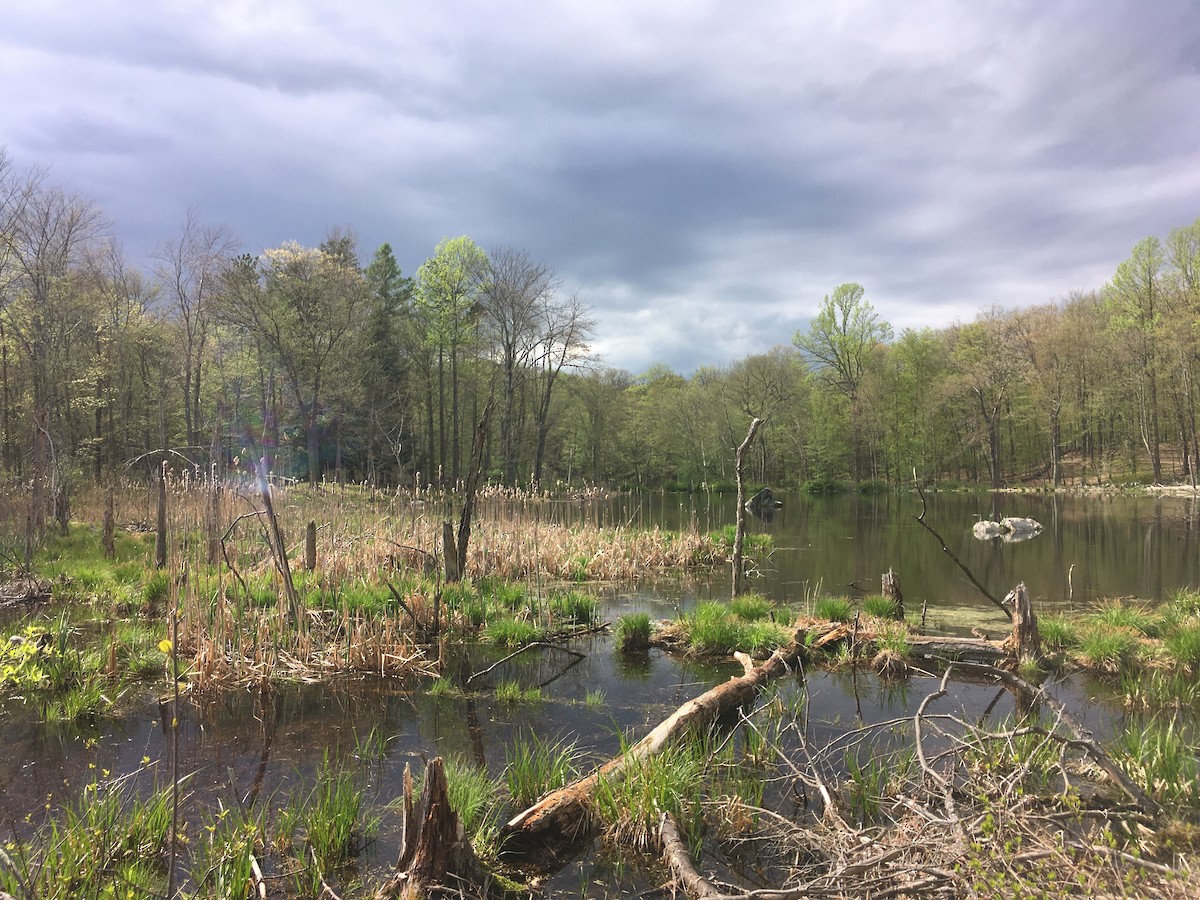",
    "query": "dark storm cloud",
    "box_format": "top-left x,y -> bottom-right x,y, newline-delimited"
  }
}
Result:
2,0 -> 1198,374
